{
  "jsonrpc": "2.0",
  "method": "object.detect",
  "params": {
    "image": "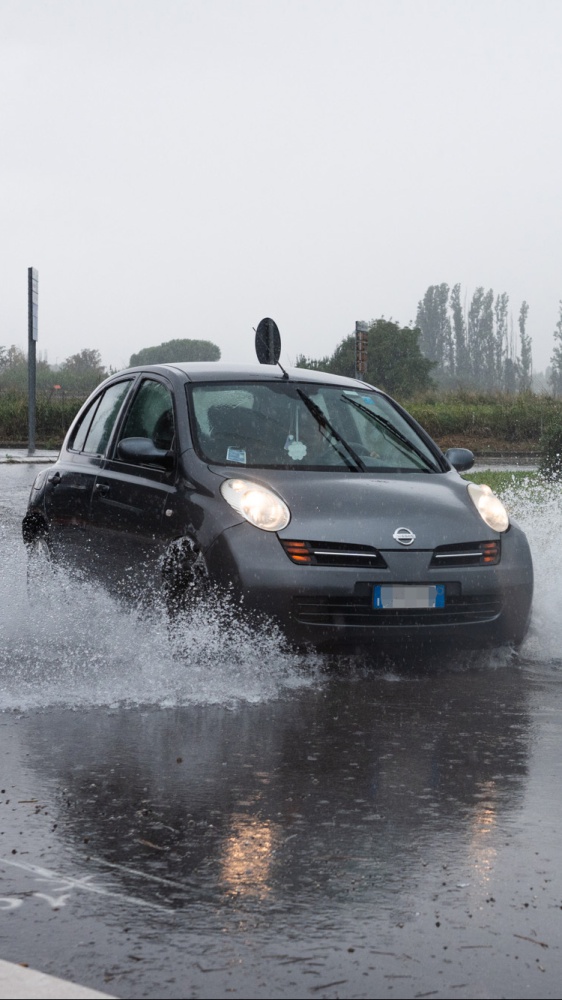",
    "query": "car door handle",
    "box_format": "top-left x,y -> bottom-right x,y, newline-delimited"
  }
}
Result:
48,471 -> 62,485
95,483 -> 110,497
